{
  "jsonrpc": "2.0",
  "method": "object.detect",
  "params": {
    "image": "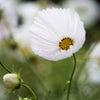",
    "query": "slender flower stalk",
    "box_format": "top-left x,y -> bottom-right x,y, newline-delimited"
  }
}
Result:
67,53 -> 77,100
22,84 -> 37,100
0,61 -> 11,73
